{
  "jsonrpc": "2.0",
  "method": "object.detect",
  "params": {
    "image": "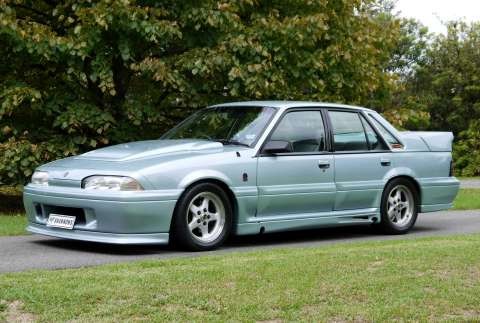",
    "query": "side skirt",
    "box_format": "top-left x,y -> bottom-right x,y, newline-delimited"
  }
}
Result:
235,208 -> 379,235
